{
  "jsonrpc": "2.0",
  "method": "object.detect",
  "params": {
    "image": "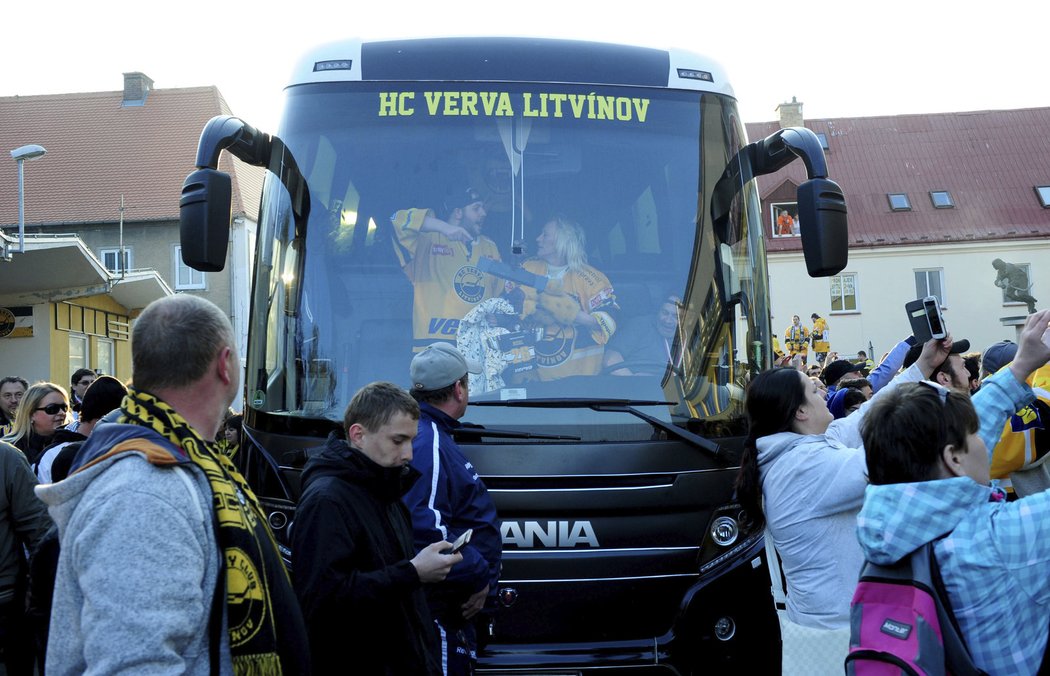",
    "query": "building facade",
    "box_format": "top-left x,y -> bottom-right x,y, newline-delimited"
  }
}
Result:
747,102 -> 1050,361
0,73 -> 262,386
